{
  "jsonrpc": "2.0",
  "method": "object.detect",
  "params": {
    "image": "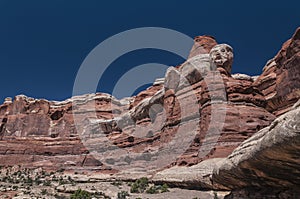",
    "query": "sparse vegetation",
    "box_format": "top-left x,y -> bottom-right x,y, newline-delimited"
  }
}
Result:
160,183 -> 169,193
43,180 -> 51,186
130,177 -> 149,193
69,188 -> 112,199
129,177 -> 169,195
146,185 -> 159,194
0,166 -> 201,198
70,188 -> 92,199
117,191 -> 129,199
146,183 -> 169,194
